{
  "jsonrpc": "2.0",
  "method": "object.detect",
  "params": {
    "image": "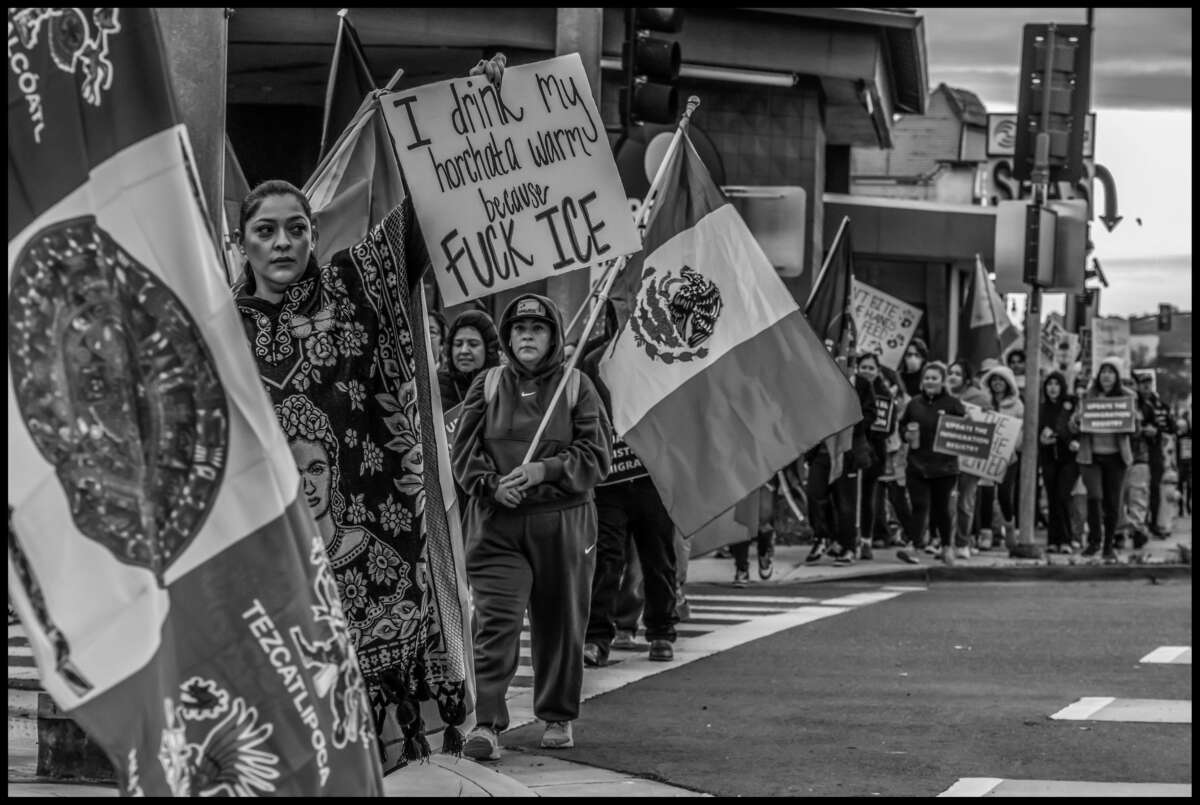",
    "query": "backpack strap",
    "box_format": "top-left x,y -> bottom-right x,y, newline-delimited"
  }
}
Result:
566,368 -> 580,410
483,366 -> 502,405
